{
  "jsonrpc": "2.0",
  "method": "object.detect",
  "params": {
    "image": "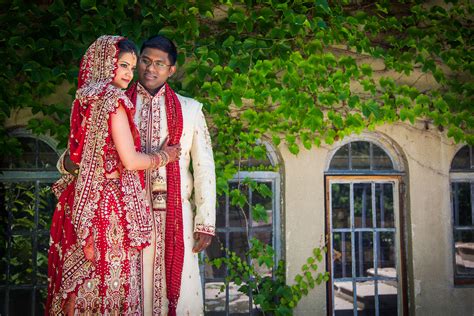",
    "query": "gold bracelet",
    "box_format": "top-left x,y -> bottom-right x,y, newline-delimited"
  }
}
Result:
148,151 -> 170,170
149,153 -> 158,169
151,152 -> 166,169
156,152 -> 163,168
149,154 -> 154,169
159,150 -> 169,167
